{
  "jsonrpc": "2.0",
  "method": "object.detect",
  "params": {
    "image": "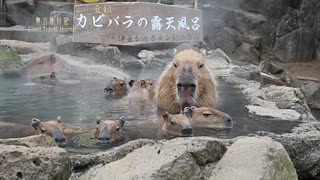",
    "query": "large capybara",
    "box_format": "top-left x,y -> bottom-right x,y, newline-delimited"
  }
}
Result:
184,106 -> 233,129
94,116 -> 125,144
156,49 -> 216,114
104,77 -> 128,96
161,111 -> 192,136
31,116 -> 66,146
